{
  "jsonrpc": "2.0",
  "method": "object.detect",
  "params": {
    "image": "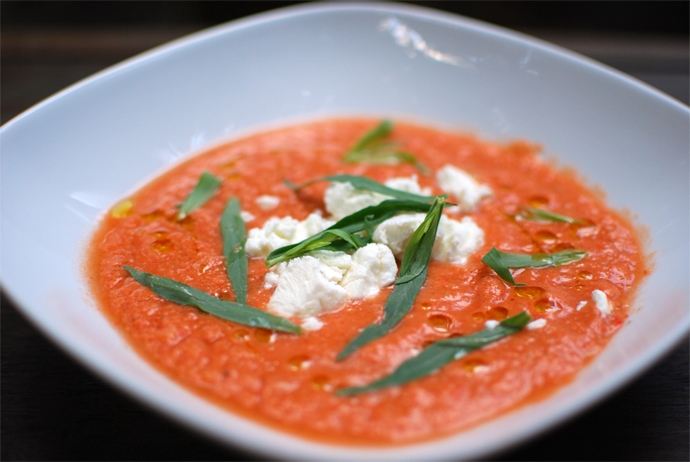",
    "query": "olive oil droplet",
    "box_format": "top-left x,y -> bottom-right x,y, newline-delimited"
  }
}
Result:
514,286 -> 545,300
427,314 -> 452,332
288,355 -> 311,371
534,230 -> 557,244
311,374 -> 332,391
111,199 -> 134,218
254,328 -> 274,344
488,306 -> 509,321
